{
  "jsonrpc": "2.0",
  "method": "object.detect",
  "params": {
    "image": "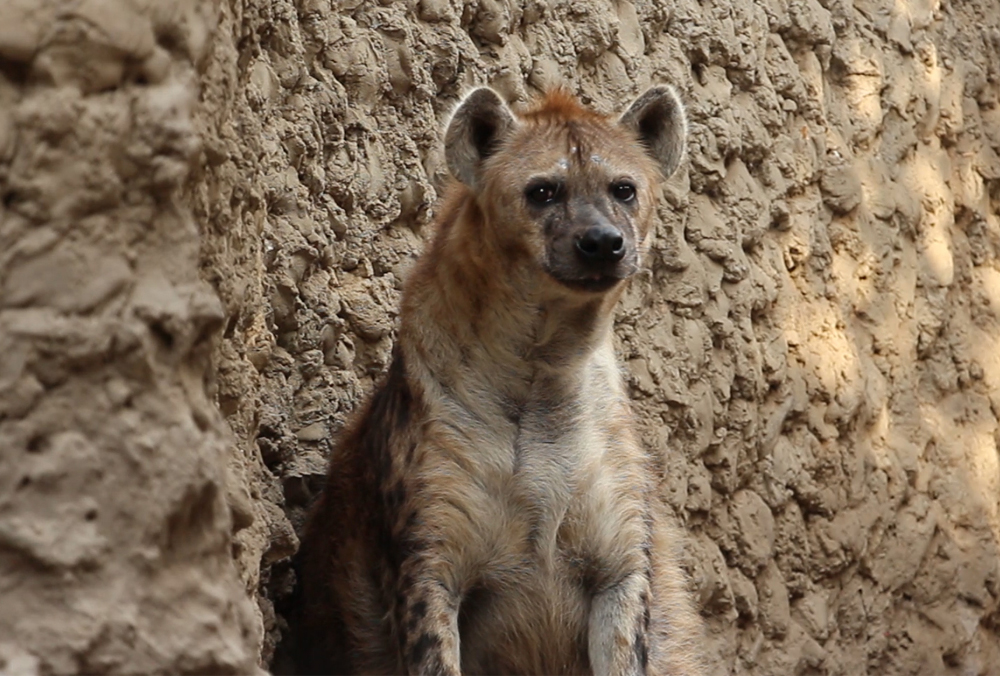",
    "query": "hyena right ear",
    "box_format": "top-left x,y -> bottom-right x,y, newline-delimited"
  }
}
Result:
445,88 -> 518,188
619,85 -> 687,179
